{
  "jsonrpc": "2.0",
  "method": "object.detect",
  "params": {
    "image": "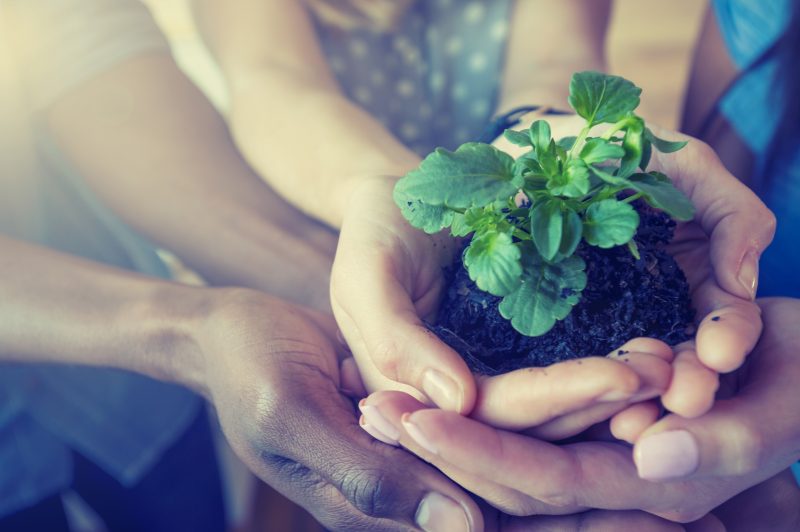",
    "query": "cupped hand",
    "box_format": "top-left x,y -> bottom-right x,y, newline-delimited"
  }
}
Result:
357,298 -> 800,523
332,176 -> 672,433
198,288 -> 483,531
331,175 -> 478,413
